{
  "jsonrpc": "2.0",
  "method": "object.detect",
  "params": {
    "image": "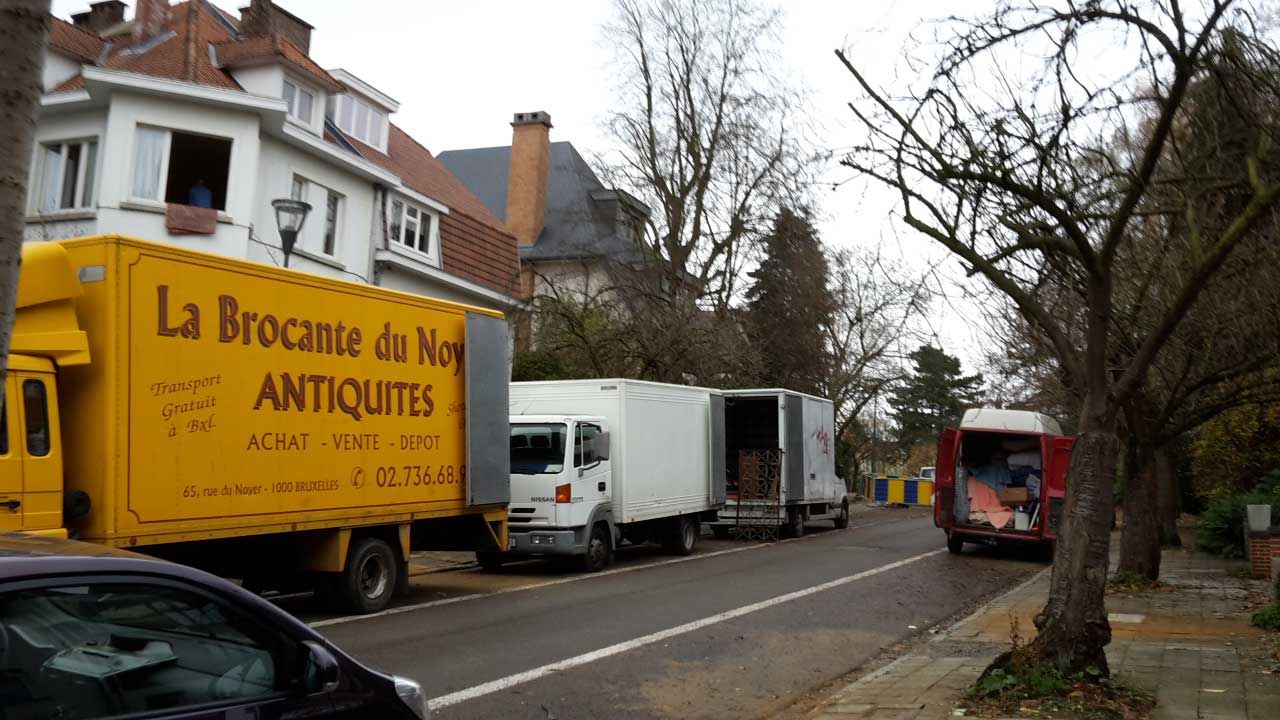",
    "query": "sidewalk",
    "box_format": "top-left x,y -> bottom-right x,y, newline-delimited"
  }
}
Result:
806,546 -> 1280,719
